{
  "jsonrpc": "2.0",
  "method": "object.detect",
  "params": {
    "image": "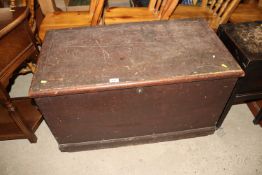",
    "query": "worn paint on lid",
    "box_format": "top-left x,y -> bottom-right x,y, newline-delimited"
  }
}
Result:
30,20 -> 243,97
